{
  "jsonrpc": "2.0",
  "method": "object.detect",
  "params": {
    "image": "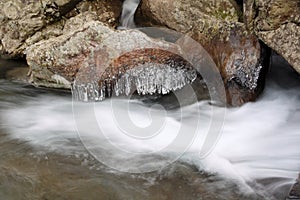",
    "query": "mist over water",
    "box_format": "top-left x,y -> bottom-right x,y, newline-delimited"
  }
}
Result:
0,56 -> 299,199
